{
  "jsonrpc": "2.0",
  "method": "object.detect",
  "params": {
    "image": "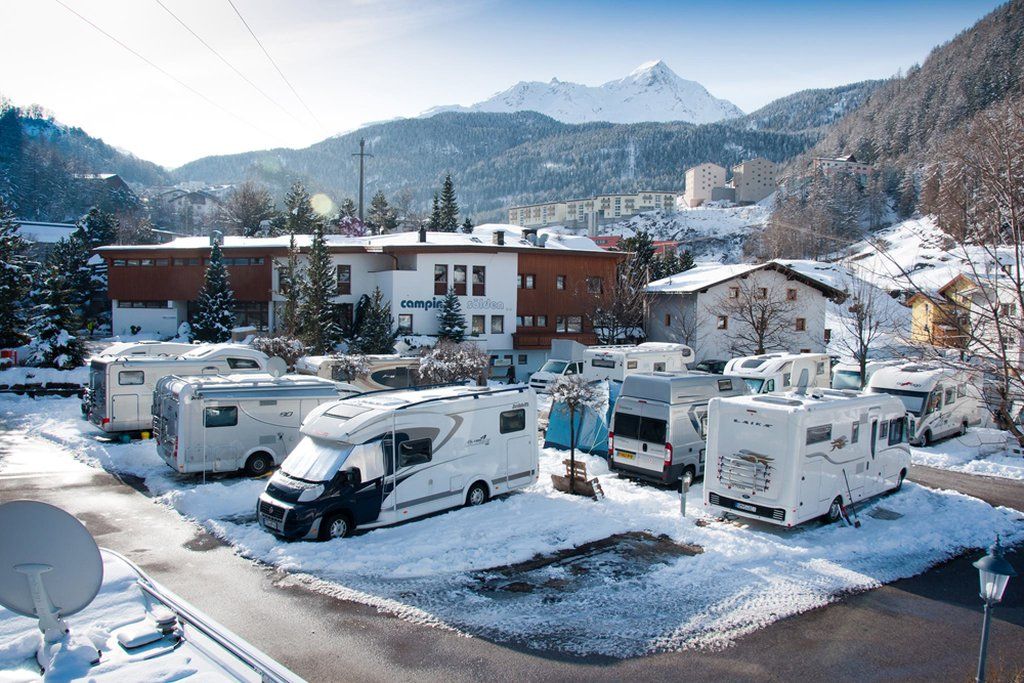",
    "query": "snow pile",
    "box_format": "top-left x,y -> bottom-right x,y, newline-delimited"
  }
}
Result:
599,204 -> 770,262
912,428 -> 1024,480
0,365 -> 88,385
